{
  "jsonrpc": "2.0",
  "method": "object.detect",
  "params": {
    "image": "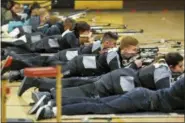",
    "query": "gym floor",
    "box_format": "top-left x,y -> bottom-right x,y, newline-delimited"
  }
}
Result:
5,10 -> 184,122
